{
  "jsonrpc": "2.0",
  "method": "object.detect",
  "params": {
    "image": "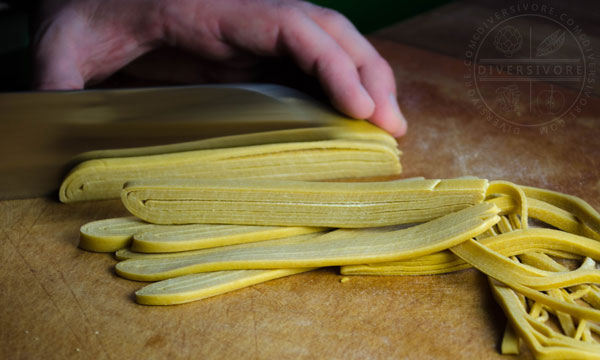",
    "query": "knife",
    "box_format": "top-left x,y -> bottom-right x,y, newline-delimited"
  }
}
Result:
0,84 -> 345,200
